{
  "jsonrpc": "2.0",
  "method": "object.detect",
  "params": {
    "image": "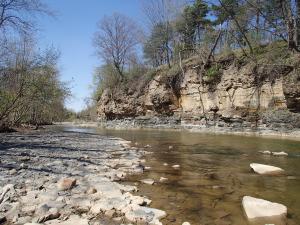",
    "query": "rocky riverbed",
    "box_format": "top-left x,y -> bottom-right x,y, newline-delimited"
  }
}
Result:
0,130 -> 166,225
